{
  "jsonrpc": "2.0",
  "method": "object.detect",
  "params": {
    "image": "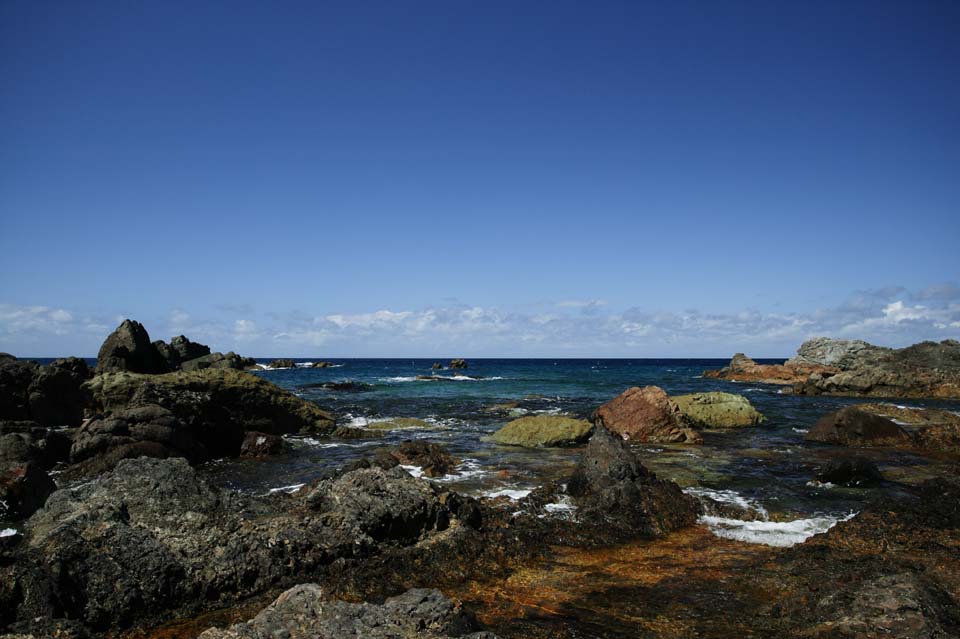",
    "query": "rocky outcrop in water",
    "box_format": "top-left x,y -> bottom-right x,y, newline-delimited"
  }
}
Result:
198,585 -> 497,639
489,415 -> 593,447
806,405 -> 960,454
268,359 -> 296,369
814,456 -> 883,486
450,359 -> 468,369
68,368 -> 335,474
672,392 -> 765,428
0,457 -> 485,636
179,351 -> 258,371
240,431 -> 284,457
591,386 -> 702,443
806,406 -> 912,447
706,338 -> 960,398
385,441 -> 459,477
